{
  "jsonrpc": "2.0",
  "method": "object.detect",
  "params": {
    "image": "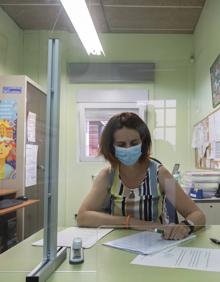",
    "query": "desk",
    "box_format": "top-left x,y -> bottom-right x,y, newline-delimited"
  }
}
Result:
0,226 -> 220,282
